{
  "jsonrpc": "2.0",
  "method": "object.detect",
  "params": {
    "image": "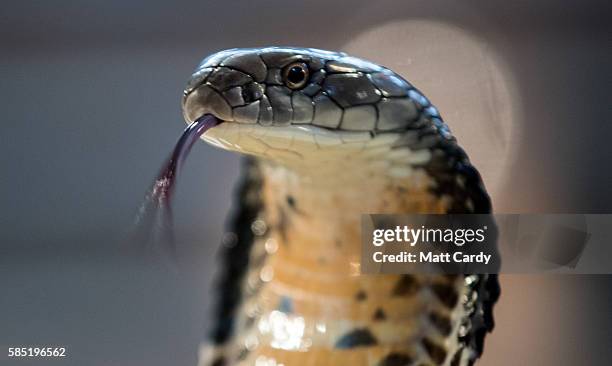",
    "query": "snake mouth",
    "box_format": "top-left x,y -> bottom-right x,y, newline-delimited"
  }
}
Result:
181,114 -> 223,151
